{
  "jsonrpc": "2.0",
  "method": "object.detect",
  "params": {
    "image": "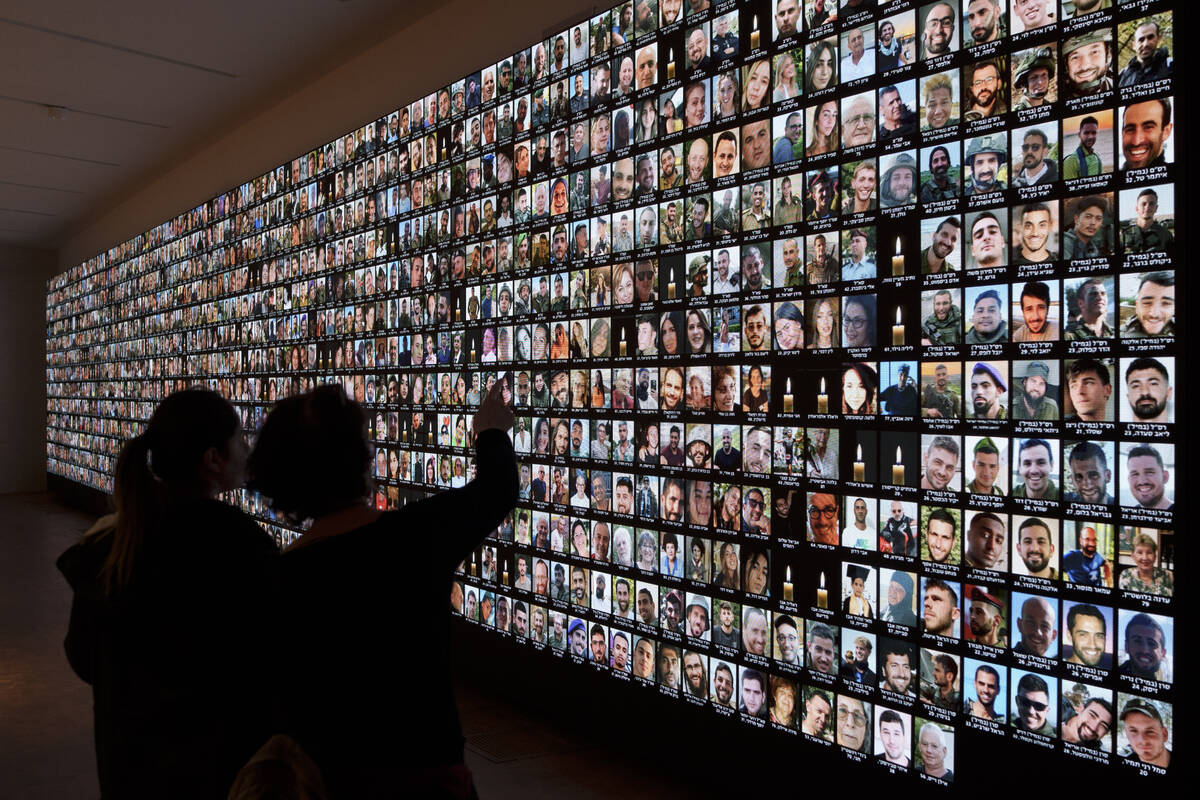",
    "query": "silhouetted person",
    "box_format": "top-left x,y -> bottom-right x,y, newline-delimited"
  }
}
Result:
248,379 -> 516,798
57,388 -> 279,798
